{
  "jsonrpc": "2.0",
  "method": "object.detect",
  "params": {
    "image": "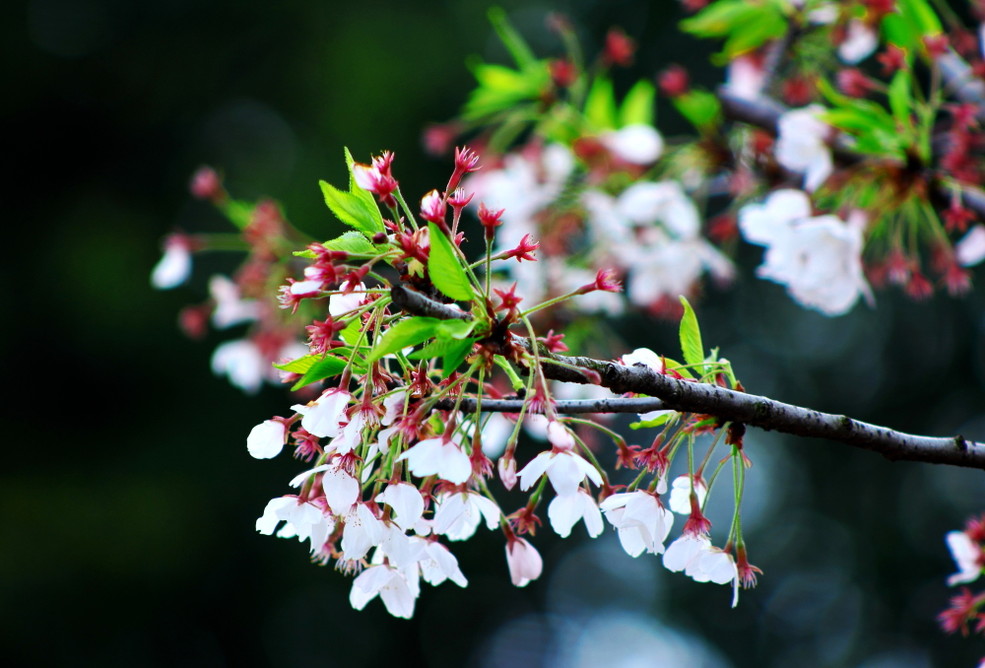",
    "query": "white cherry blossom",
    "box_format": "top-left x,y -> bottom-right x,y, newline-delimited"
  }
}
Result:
601,124 -> 664,165
256,496 -> 332,554
339,503 -> 386,562
548,489 -> 604,538
663,534 -> 740,606
350,564 -> 420,619
775,106 -> 833,192
669,475 -> 708,515
211,339 -> 266,393
838,20 -> 878,64
376,483 -> 425,532
599,491 -> 674,557
415,539 -> 469,588
292,388 -> 351,439
946,530 -> 983,585
621,347 -> 664,375
398,436 -> 472,484
517,449 -> 602,496
739,190 -> 871,316
246,419 -> 286,459
432,491 -> 501,541
209,275 -> 260,328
